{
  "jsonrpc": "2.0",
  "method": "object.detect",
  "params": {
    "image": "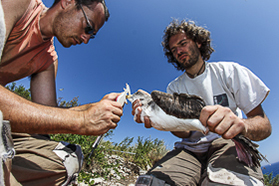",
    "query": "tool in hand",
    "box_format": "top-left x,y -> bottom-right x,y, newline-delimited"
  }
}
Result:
88,84 -> 131,159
